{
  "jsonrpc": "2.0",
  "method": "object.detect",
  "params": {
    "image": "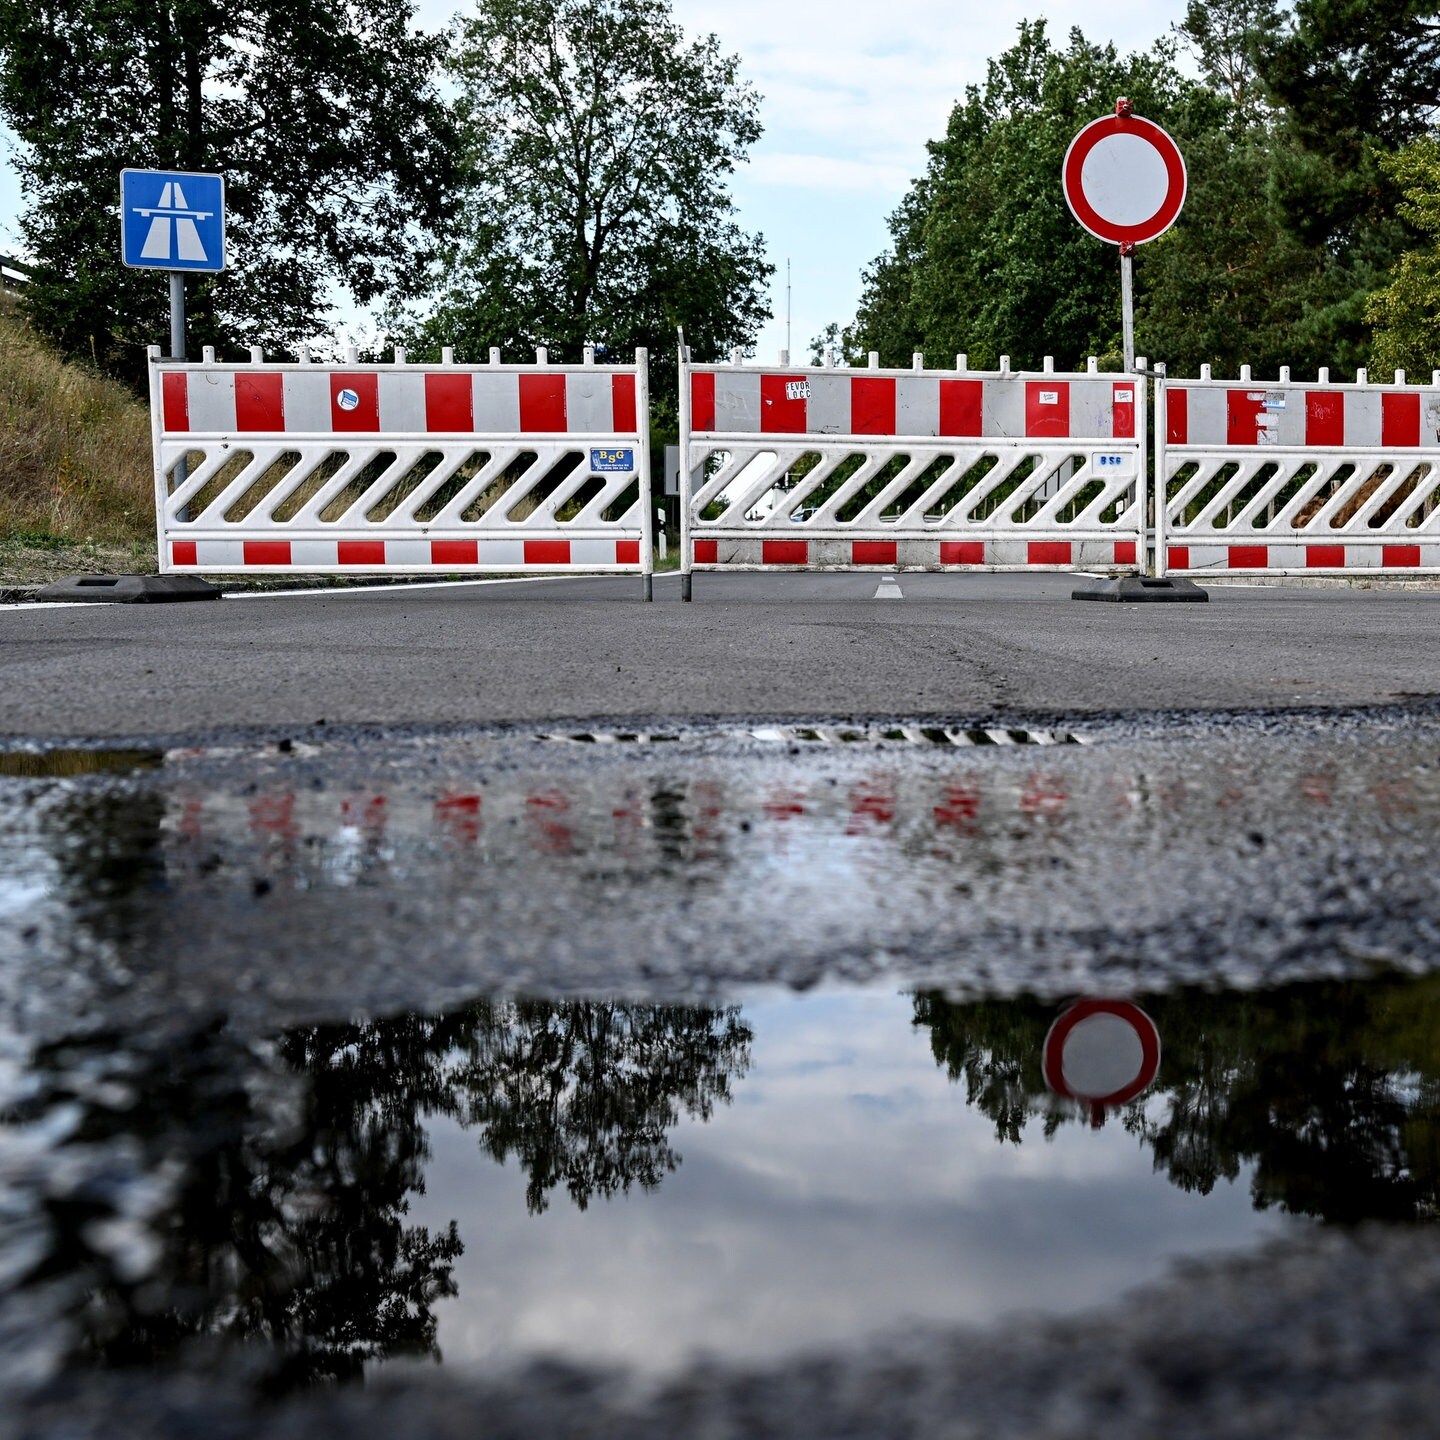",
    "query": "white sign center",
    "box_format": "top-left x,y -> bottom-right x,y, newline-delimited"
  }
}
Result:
1079,132 -> 1171,228
1060,1011 -> 1146,1097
